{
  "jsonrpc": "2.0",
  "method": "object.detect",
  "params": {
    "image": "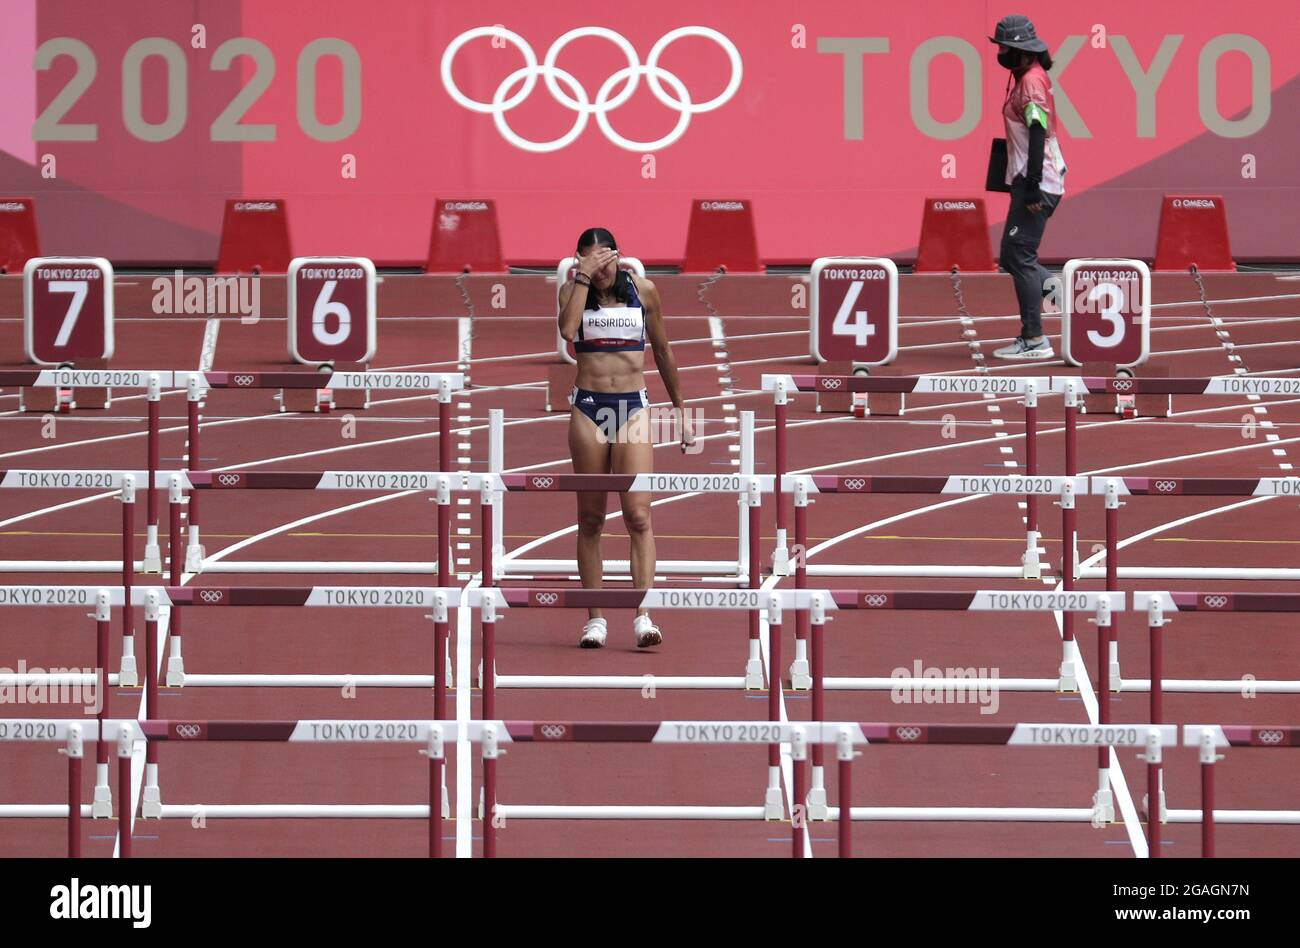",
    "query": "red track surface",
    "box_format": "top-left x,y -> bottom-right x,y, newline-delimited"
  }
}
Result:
1,269 -> 1298,857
